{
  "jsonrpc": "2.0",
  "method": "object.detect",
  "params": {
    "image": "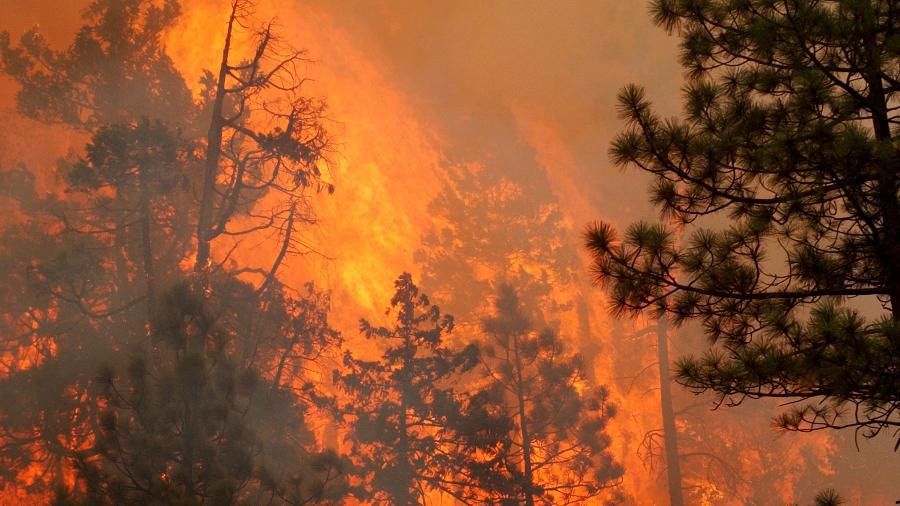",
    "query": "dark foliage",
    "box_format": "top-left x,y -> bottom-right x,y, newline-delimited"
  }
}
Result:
0,0 -> 192,129
0,0 -> 342,500
585,0 -> 900,444
53,283 -> 344,505
334,273 -> 483,505
468,284 -> 622,505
